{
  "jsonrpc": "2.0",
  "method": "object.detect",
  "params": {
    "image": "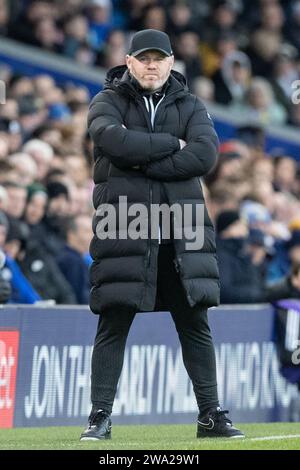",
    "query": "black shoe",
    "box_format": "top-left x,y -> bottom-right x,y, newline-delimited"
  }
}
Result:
80,409 -> 112,441
197,407 -> 244,439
